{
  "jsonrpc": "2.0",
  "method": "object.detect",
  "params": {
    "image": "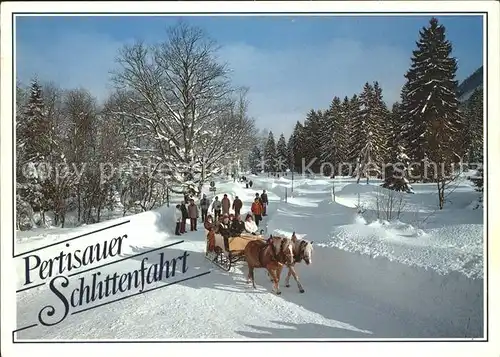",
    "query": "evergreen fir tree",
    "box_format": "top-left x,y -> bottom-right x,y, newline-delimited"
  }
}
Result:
248,145 -> 262,173
18,79 -> 51,164
382,103 -> 414,194
302,109 -> 323,173
371,81 -> 390,163
320,96 -> 348,177
291,121 -> 306,173
287,133 -> 295,172
387,102 -> 403,163
462,88 -> 483,163
354,82 -> 387,180
384,101 -> 406,181
16,79 -> 52,215
340,96 -> 354,175
264,131 -> 277,172
347,94 -> 363,168
259,128 -> 269,155
275,133 -> 288,173
400,17 -> 462,192
396,82 -> 411,156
